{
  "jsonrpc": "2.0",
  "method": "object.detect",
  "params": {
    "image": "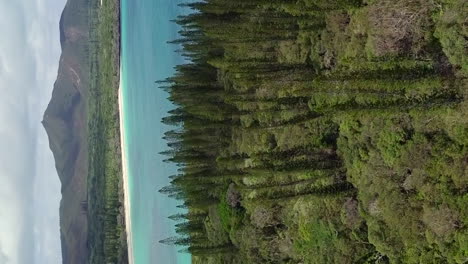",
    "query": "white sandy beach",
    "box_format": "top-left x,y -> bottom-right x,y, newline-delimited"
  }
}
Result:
119,84 -> 134,264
